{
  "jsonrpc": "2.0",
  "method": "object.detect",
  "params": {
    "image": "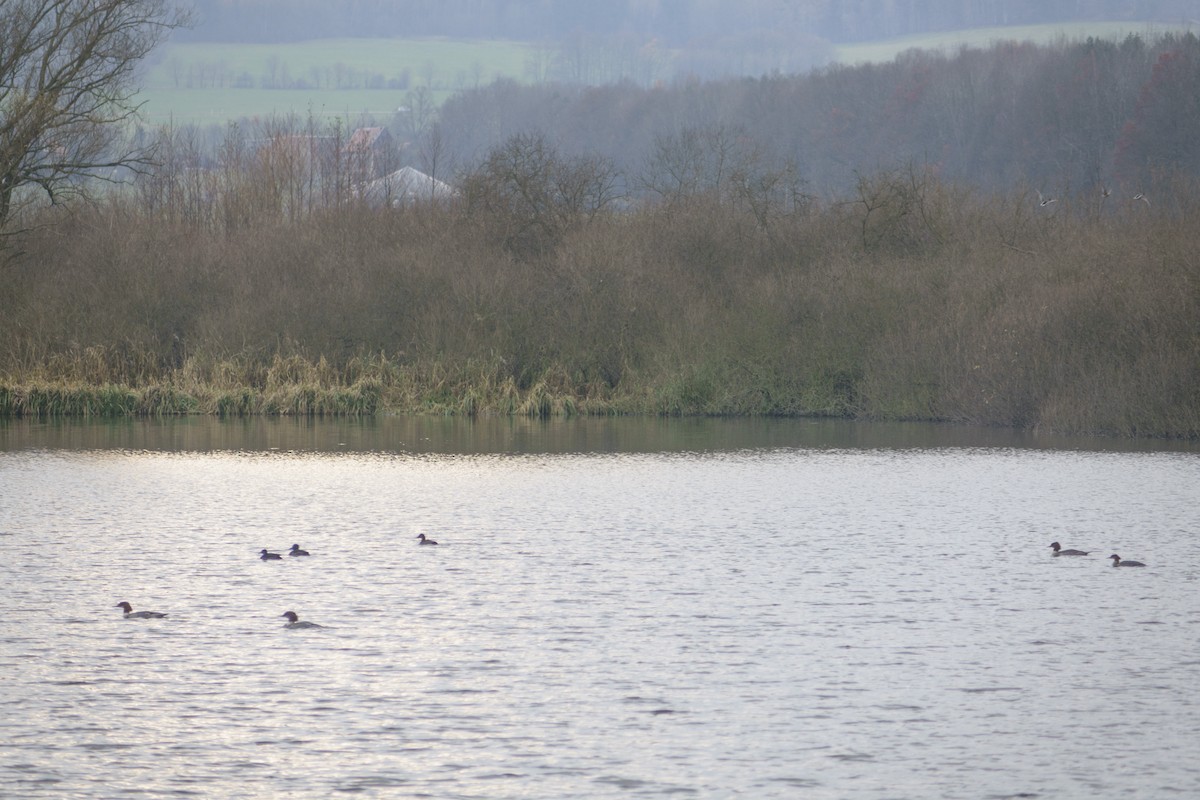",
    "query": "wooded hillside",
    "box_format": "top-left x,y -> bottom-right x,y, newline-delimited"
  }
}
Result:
432,33 -> 1200,197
